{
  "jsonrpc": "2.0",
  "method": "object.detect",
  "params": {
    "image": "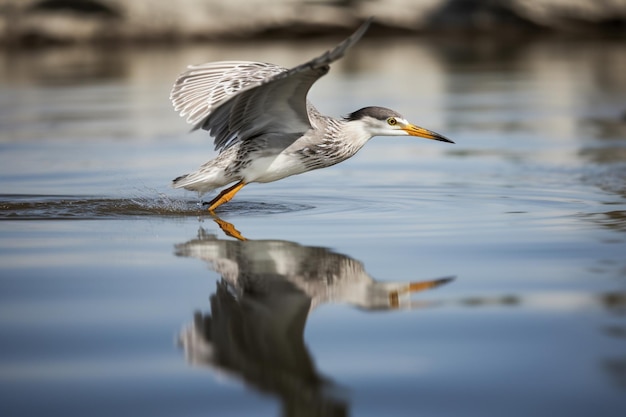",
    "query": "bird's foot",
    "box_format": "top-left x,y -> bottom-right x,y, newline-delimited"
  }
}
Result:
212,216 -> 247,241
205,181 -> 246,212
